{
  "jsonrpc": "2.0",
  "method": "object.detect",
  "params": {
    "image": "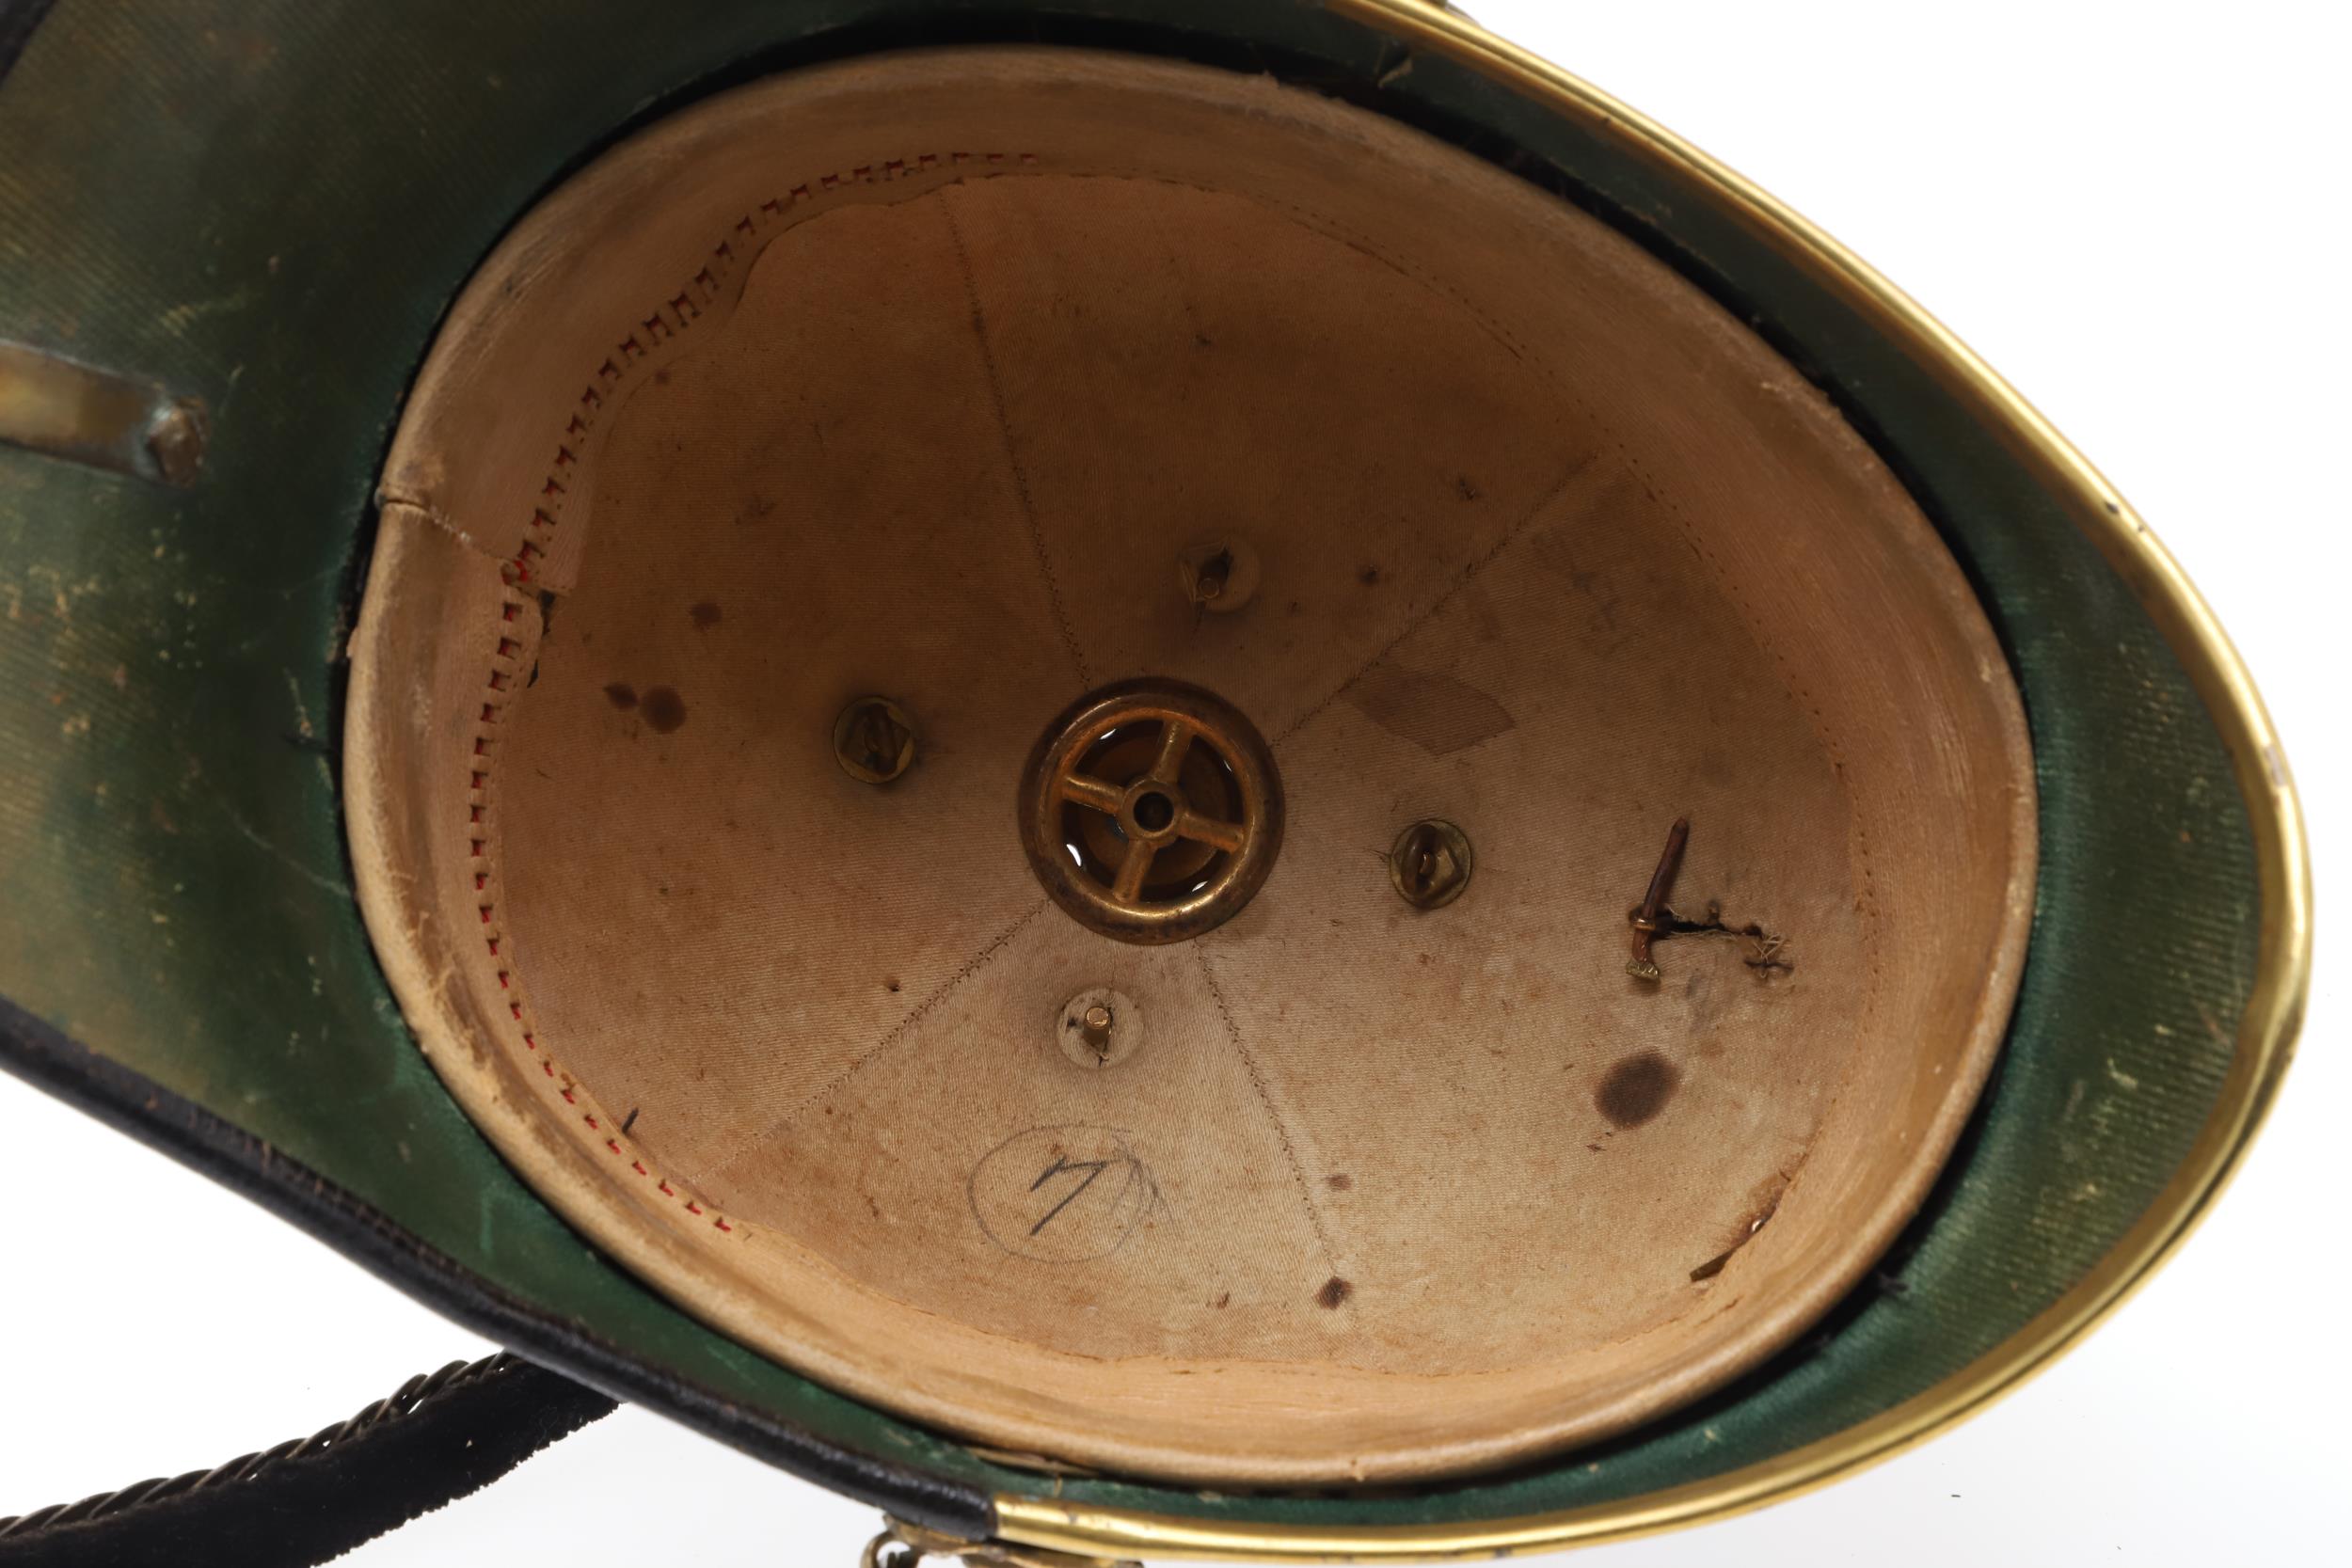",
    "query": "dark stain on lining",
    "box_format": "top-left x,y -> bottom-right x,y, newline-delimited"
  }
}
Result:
641,686 -> 688,734
1344,664 -> 1516,757
689,599 -> 722,630
1316,1275 -> 1353,1309
603,683 -> 638,710
1596,1051 -> 1680,1130
1324,1173 -> 1353,1192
